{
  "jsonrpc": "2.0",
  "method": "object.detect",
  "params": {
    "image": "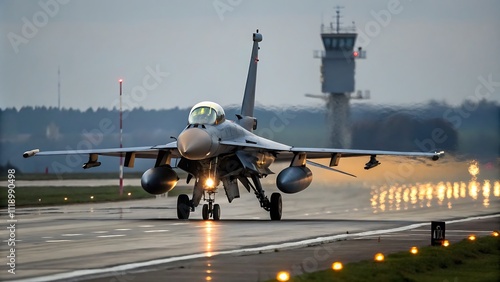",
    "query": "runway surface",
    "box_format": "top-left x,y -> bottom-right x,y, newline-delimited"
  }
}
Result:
2,173 -> 499,281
